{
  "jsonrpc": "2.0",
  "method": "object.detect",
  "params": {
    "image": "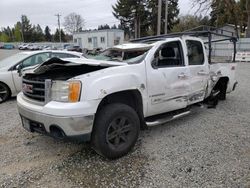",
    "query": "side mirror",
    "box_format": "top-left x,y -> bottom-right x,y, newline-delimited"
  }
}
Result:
151,57 -> 158,69
151,50 -> 160,69
17,63 -> 23,76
